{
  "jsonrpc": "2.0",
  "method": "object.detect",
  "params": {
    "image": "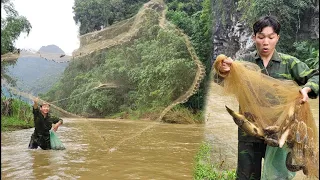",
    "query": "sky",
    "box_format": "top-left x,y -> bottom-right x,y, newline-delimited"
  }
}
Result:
12,0 -> 80,55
